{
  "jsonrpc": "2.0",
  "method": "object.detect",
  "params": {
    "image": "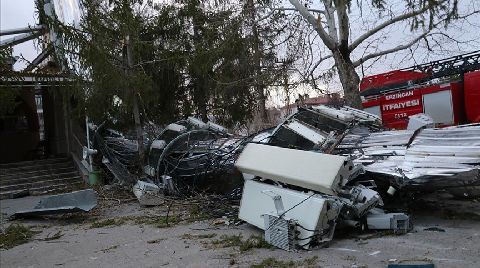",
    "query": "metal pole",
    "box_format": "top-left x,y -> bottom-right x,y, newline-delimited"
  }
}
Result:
0,32 -> 44,48
0,25 -> 44,36
85,115 -> 93,172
